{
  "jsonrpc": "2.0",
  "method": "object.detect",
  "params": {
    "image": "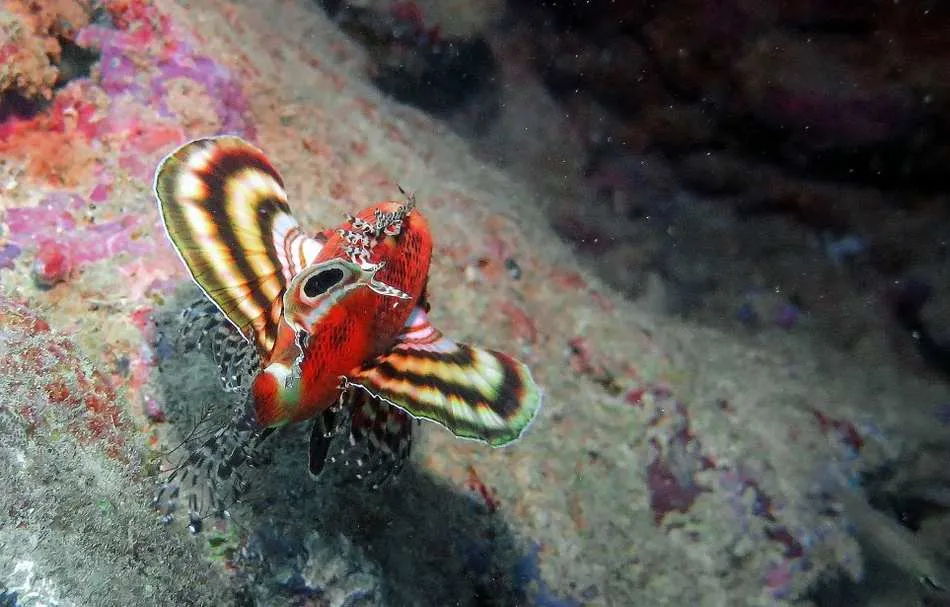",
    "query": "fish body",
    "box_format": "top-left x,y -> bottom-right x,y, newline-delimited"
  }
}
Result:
251,198 -> 432,427
153,136 -> 541,514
